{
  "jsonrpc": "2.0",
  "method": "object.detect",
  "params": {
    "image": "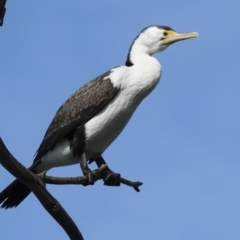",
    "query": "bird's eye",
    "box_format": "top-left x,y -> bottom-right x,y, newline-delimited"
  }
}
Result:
163,32 -> 168,36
